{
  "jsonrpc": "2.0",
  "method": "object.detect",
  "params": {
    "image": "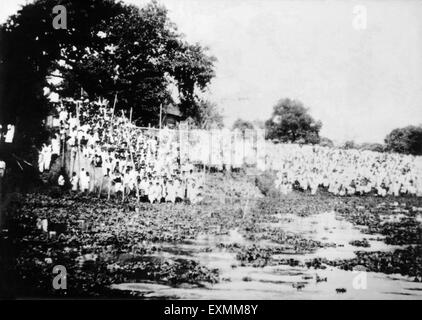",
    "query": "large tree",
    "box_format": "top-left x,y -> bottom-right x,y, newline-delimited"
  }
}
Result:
0,0 -> 126,150
384,125 -> 422,155
265,98 -> 322,144
0,0 -> 215,151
